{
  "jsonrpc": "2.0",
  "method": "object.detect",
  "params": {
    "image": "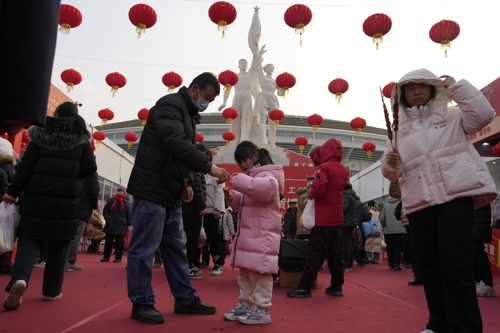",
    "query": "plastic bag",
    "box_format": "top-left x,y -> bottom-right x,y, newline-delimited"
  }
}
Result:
0,203 -> 16,254
198,226 -> 207,249
301,199 -> 315,229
